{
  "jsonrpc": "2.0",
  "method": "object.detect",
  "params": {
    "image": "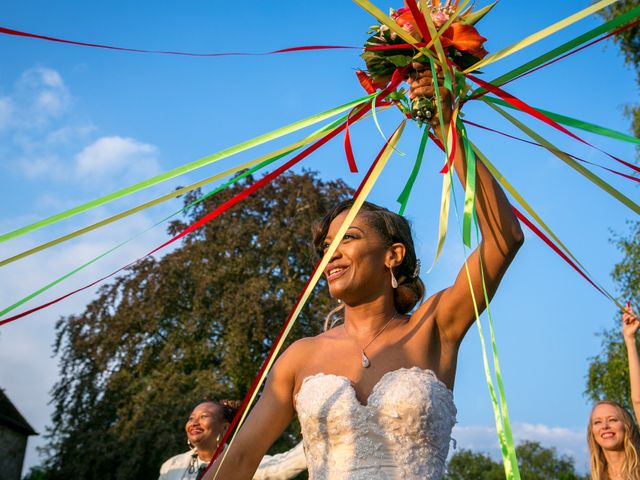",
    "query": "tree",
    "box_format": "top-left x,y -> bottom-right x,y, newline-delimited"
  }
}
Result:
597,1 -> 640,145
586,222 -> 640,406
444,441 -> 588,480
444,449 -> 504,479
40,171 -> 352,480
585,0 -> 640,408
